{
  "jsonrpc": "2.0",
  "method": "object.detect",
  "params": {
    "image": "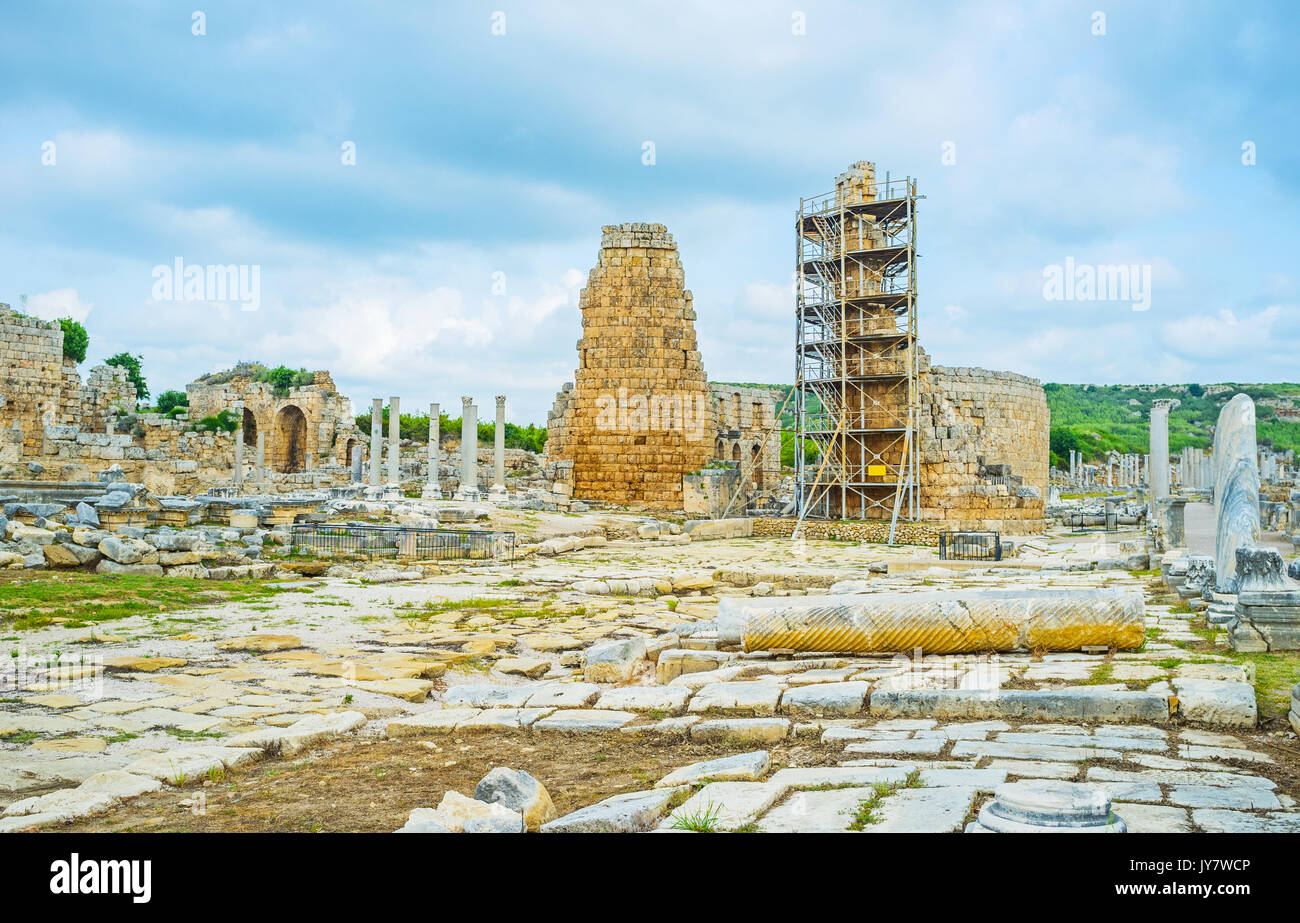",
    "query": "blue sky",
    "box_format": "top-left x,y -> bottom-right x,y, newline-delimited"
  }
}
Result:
2,1 -> 1297,424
